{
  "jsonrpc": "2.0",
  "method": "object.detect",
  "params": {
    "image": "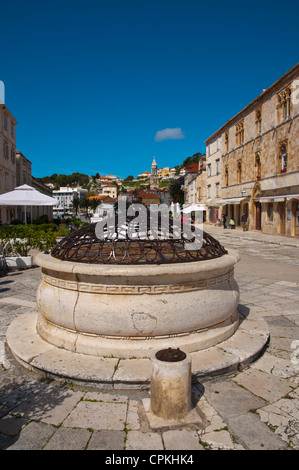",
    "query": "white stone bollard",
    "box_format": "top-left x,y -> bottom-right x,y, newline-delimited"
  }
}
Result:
150,348 -> 192,421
